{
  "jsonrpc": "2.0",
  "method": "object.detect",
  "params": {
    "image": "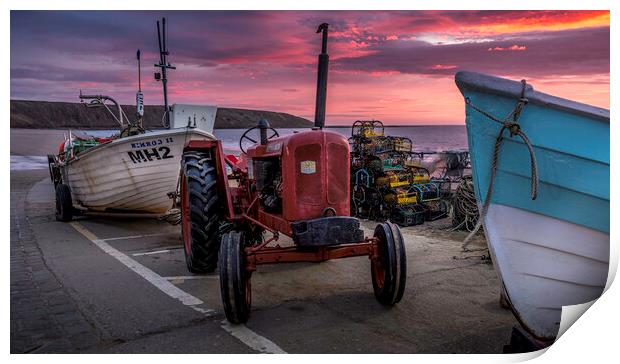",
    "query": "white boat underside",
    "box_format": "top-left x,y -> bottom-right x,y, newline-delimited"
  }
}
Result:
62,129 -> 214,214
483,203 -> 609,340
